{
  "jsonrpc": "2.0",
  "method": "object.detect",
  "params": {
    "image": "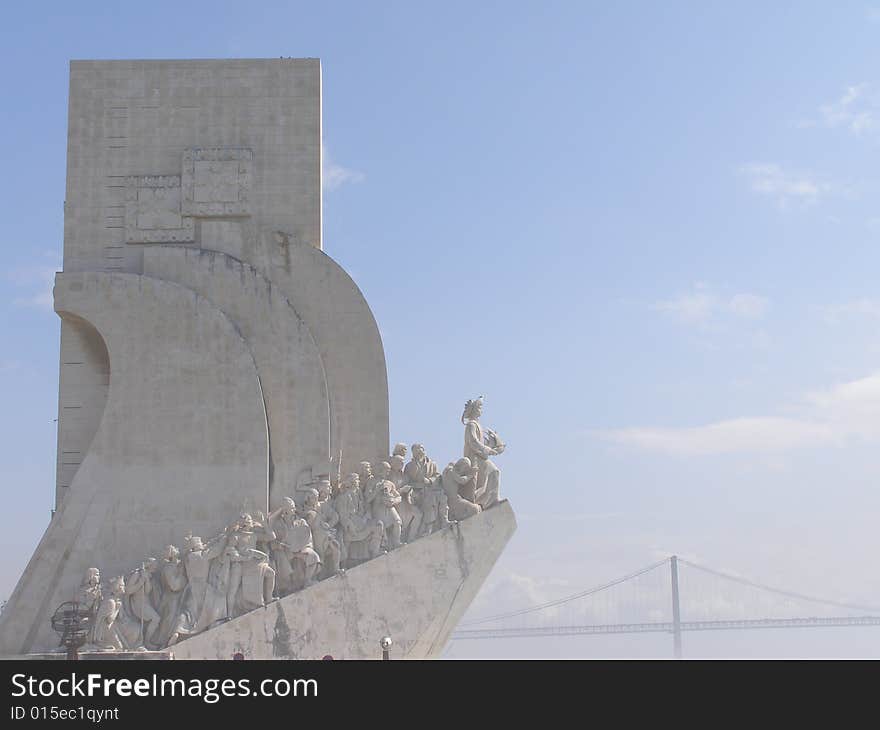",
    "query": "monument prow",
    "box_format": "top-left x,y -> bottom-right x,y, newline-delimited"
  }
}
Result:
171,502 -> 516,660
